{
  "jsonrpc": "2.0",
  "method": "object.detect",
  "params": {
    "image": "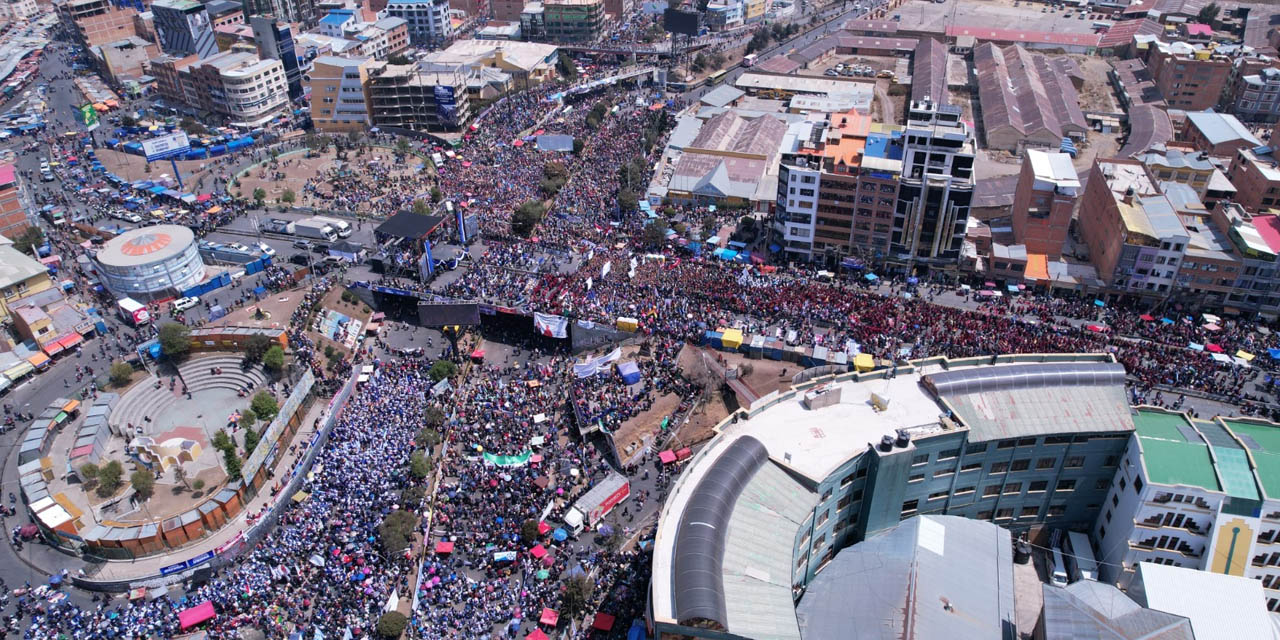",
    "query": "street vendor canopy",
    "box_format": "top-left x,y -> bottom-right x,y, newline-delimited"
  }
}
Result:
178,601 -> 215,629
